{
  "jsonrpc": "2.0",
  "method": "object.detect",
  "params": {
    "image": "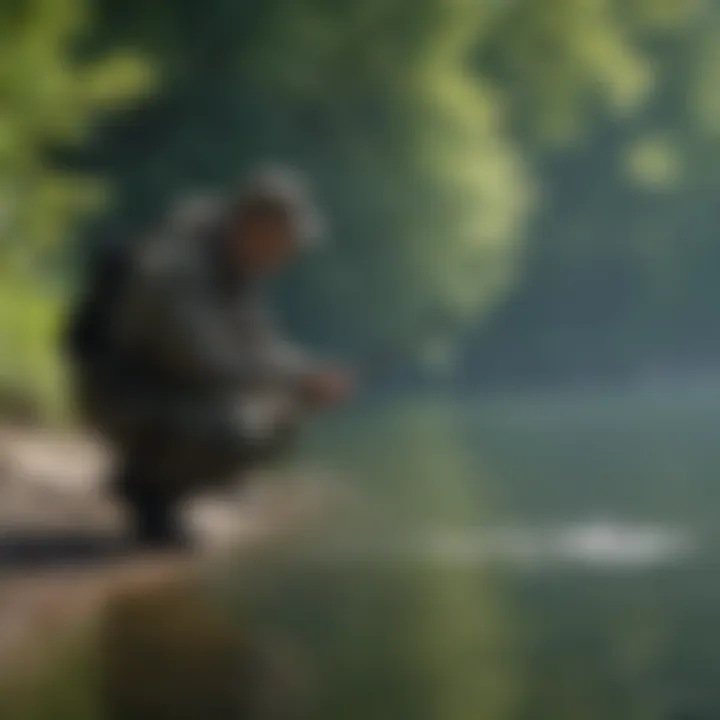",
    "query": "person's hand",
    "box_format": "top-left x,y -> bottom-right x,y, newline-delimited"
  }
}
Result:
302,367 -> 355,407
